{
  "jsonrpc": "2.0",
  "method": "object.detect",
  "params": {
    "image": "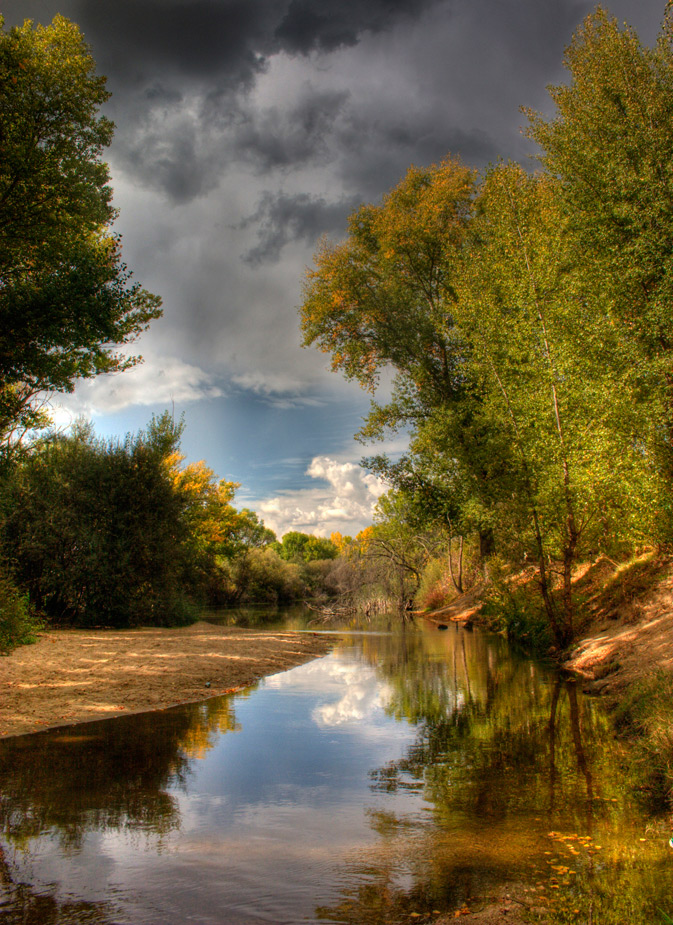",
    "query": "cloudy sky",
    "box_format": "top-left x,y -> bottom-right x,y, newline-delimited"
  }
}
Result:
2,0 -> 666,536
